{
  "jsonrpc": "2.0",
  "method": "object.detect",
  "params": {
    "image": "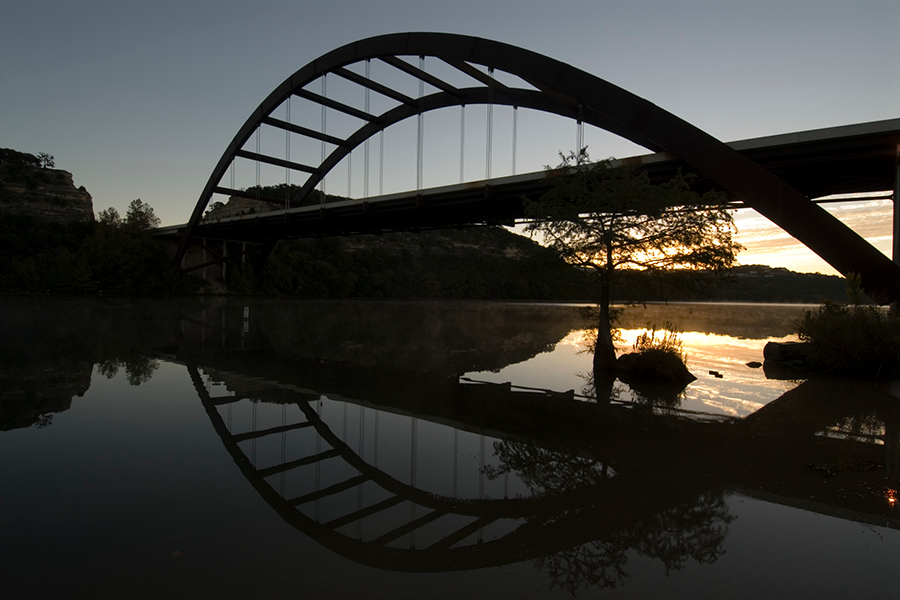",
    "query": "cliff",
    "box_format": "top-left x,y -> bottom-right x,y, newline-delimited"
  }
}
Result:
0,149 -> 94,224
